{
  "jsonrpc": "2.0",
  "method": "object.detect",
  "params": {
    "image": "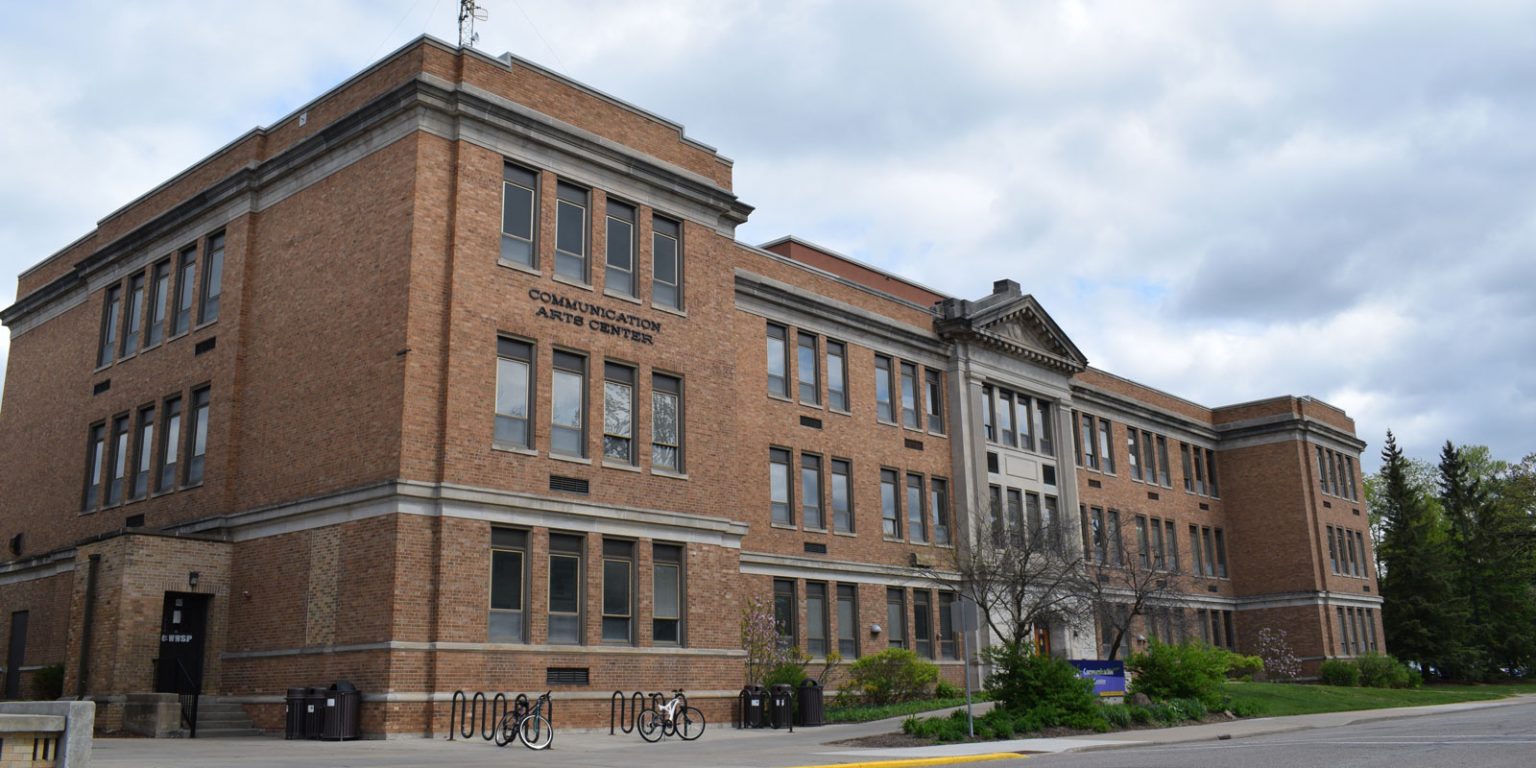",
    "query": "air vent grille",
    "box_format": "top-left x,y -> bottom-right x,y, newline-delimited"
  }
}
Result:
546,667 -> 589,685
549,475 -> 590,494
